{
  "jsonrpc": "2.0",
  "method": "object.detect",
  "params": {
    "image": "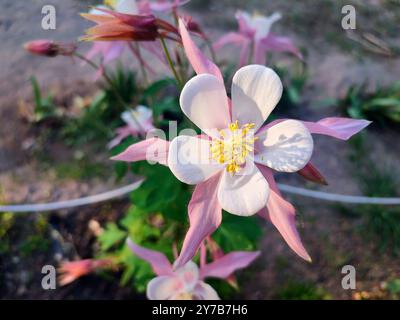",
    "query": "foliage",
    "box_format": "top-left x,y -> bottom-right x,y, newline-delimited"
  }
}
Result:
385,278 -> 400,299
275,63 -> 308,112
30,76 -> 61,122
61,68 -> 140,146
339,82 -> 400,125
276,281 -> 332,300
346,135 -> 400,253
